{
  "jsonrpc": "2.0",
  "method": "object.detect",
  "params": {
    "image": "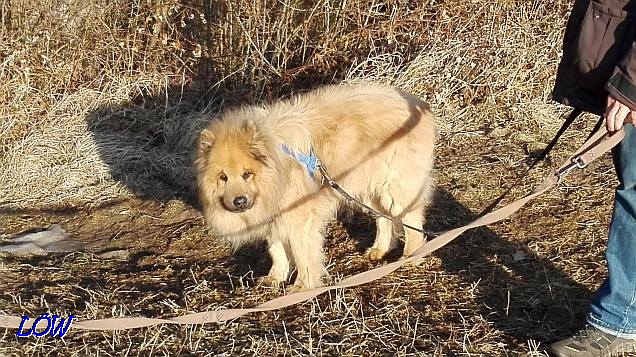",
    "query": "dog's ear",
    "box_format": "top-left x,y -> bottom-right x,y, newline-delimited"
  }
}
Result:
193,128 -> 215,172
243,119 -> 258,140
197,128 -> 216,154
243,119 -> 271,164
